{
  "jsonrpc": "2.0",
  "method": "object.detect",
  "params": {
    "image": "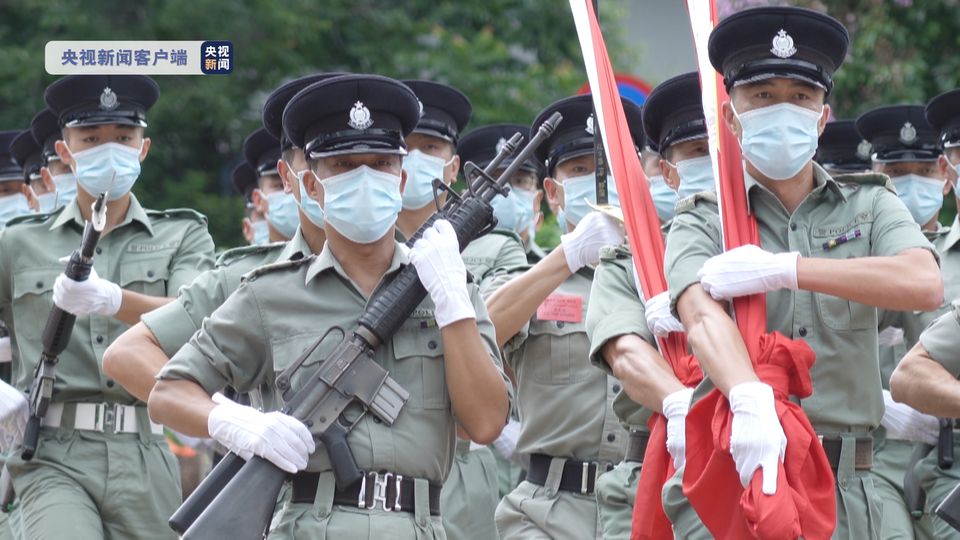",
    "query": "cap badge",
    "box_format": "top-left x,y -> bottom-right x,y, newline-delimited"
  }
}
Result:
99,87 -> 118,111
856,139 -> 873,160
585,115 -> 595,136
418,100 -> 425,119
348,101 -> 373,130
771,30 -> 797,59
899,122 -> 918,145
495,137 -> 507,153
